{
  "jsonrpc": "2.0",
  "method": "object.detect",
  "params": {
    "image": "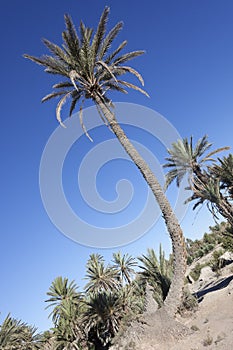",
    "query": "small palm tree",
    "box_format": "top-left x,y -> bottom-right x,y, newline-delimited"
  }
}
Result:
111,252 -> 137,284
45,276 -> 81,326
138,247 -> 172,306
84,291 -> 122,349
24,6 -> 188,316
